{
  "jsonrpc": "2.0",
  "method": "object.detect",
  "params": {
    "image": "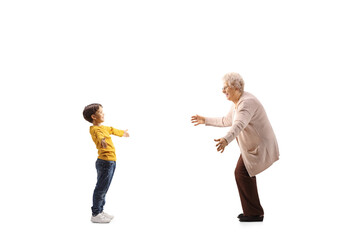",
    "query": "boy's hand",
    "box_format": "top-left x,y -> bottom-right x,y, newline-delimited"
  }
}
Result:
123,129 -> 130,137
101,138 -> 108,148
